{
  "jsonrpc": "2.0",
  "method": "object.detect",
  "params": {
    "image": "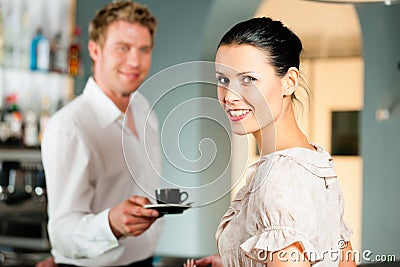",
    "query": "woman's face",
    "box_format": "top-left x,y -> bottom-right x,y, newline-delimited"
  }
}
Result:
215,44 -> 286,135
